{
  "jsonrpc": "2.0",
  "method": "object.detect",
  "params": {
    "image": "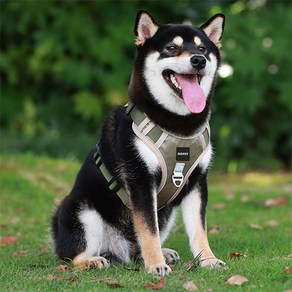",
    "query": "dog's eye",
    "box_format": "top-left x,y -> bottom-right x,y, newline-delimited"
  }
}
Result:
198,45 -> 207,54
165,44 -> 179,53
